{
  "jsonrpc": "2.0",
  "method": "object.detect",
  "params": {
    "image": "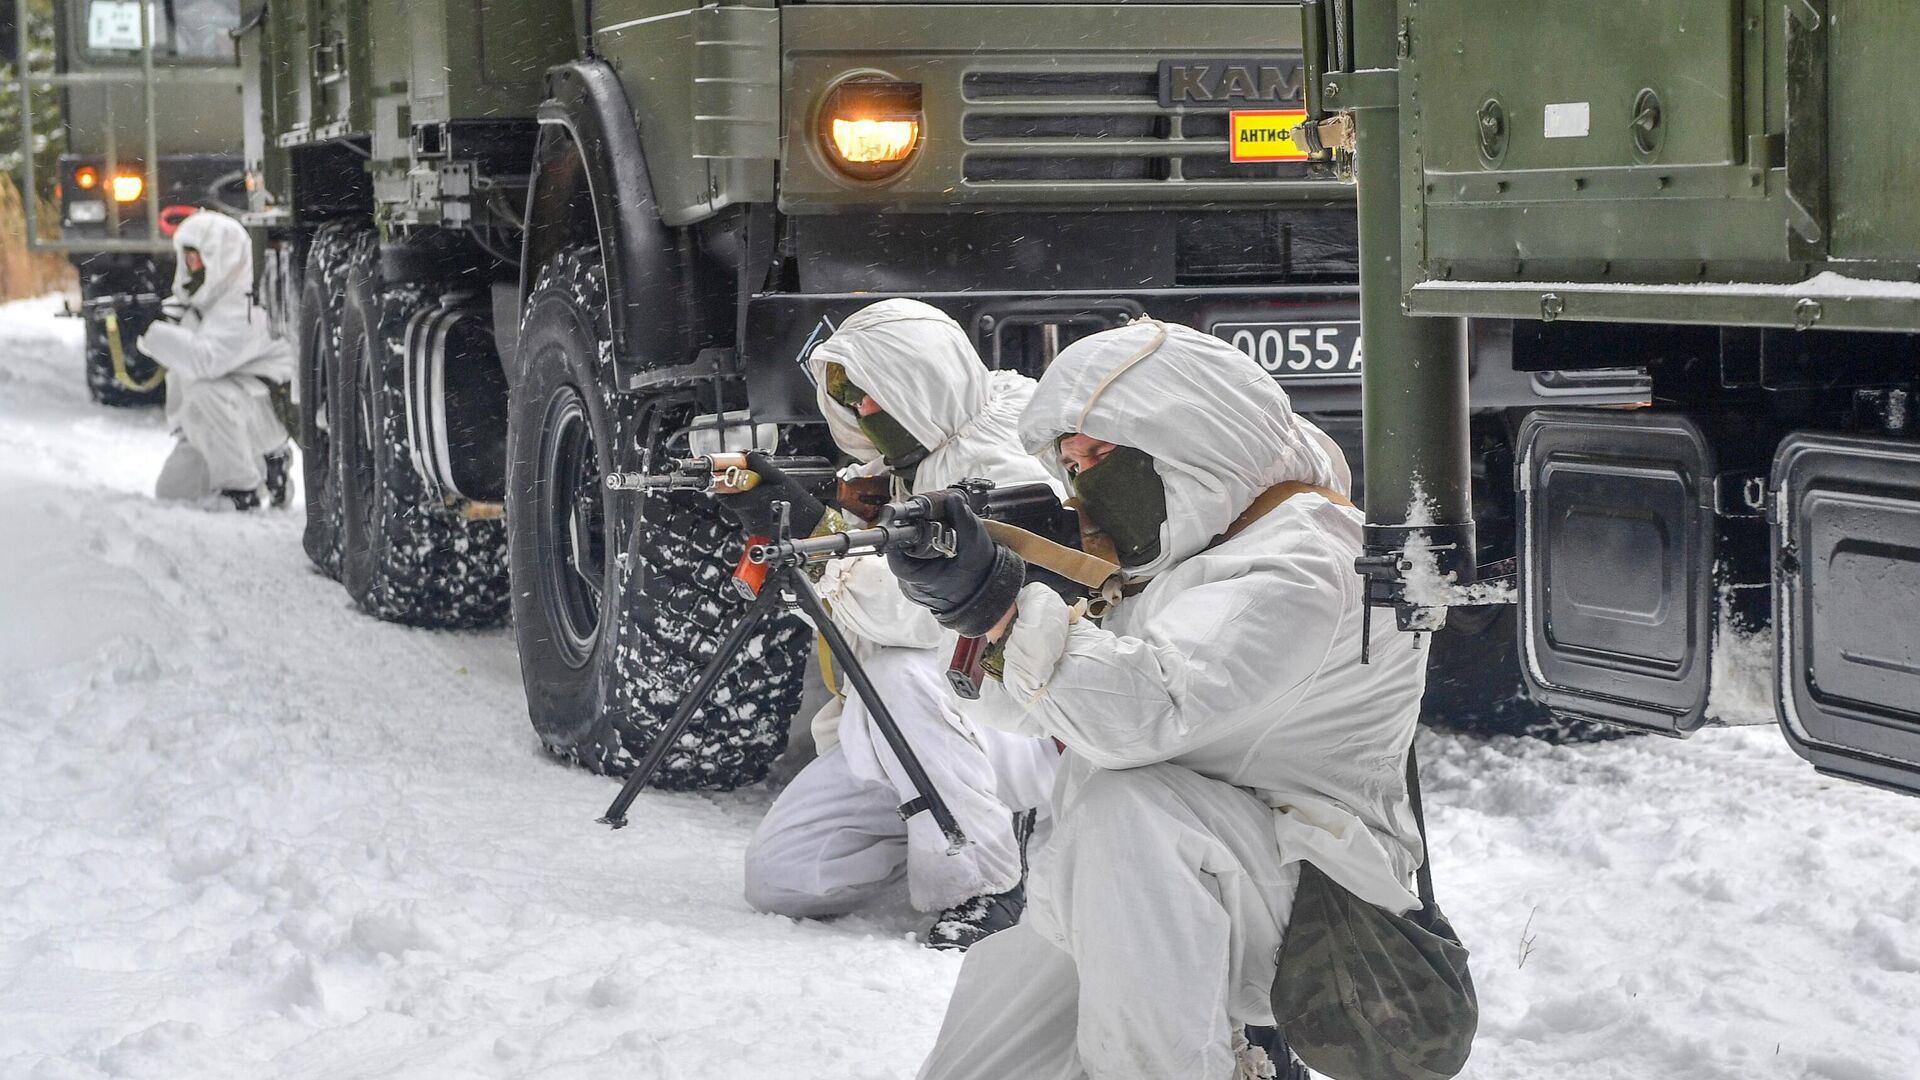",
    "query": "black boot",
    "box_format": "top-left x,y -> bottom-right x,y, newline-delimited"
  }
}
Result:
926,882 -> 1026,952
925,809 -> 1039,952
264,447 -> 292,508
222,487 -> 262,511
